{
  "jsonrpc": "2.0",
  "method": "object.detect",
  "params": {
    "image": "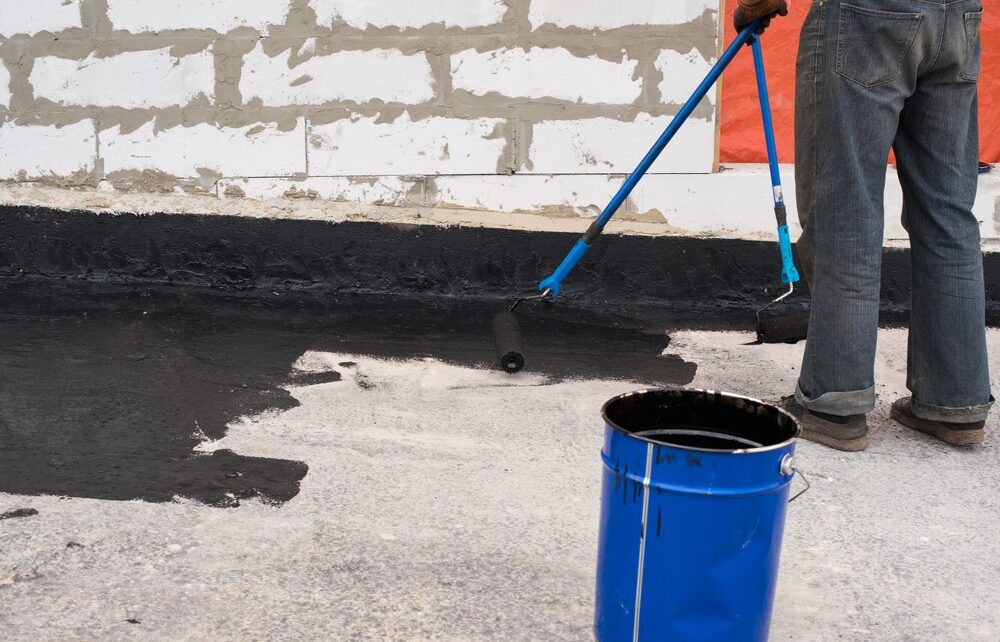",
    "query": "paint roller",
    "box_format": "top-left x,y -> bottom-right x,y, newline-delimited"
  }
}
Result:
493,310 -> 526,374
756,308 -> 809,344
492,22 -> 796,372
749,37 -> 805,345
